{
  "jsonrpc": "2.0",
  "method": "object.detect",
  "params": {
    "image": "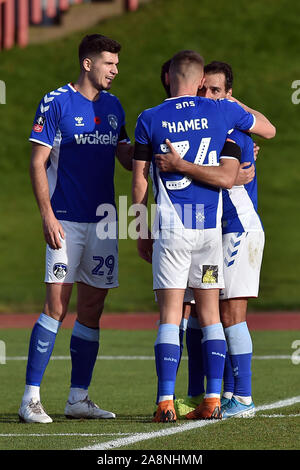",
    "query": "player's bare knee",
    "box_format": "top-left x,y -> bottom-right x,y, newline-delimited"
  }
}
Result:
43,306 -> 67,323
220,298 -> 248,327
